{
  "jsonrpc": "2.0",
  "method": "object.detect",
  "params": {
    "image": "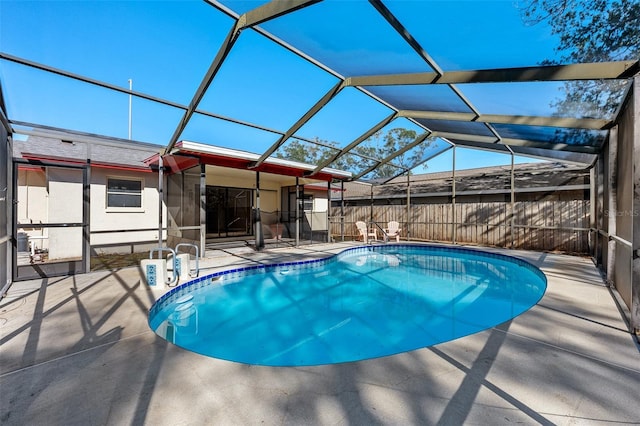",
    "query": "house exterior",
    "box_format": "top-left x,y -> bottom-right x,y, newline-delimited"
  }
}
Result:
12,132 -> 348,280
